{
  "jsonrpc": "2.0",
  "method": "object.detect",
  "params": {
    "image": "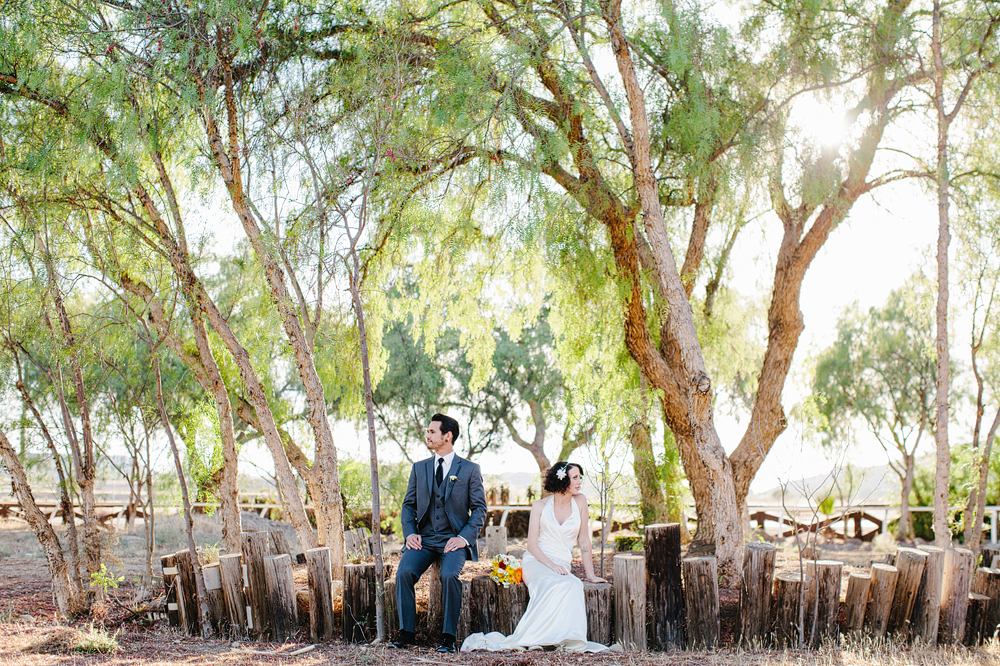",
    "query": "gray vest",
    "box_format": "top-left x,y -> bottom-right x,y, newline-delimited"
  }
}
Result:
421,471 -> 454,546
